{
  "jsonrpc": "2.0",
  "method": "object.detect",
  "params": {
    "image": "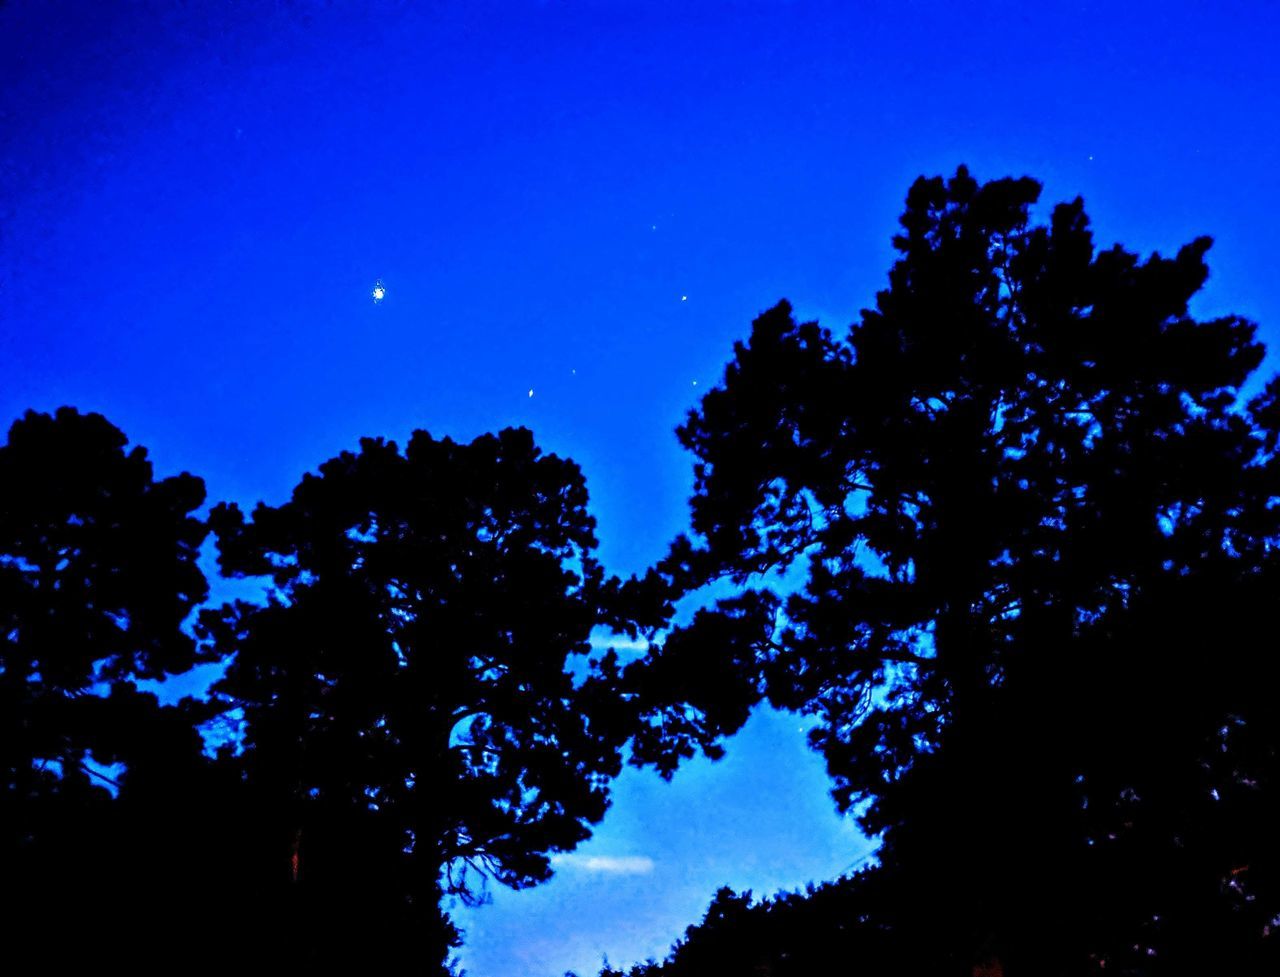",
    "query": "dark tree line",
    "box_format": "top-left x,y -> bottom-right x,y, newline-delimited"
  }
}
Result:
6,168 -> 1280,975
3,413 -> 672,972
601,168 -> 1280,975
203,427 -> 671,969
